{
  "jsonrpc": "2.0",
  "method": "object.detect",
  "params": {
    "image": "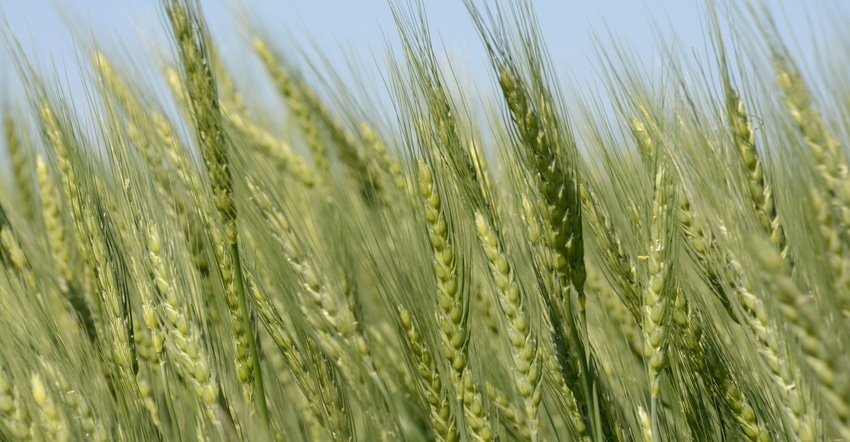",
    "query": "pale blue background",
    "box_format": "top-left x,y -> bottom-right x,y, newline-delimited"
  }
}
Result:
0,0 -> 840,111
